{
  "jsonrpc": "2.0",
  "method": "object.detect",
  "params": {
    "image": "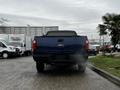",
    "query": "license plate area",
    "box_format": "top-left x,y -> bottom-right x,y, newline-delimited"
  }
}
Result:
53,55 -> 69,60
